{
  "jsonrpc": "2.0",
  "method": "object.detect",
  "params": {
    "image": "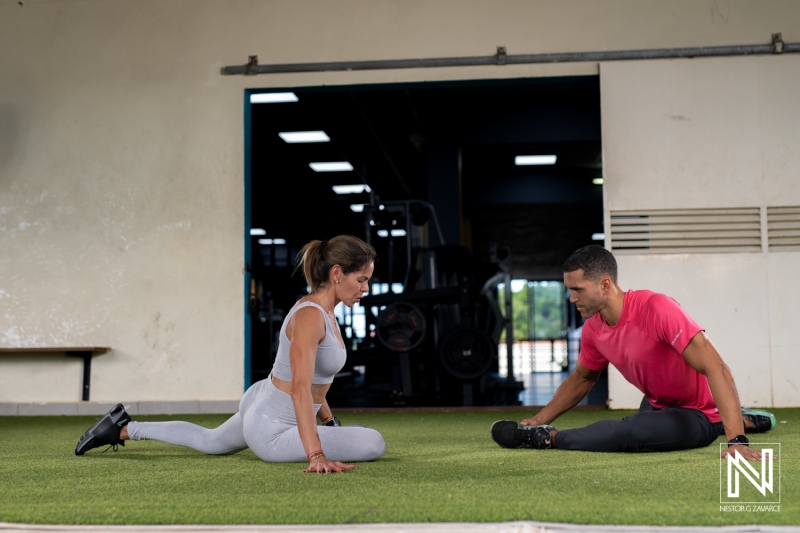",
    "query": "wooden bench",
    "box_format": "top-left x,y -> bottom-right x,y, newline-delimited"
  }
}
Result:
0,347 -> 110,401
